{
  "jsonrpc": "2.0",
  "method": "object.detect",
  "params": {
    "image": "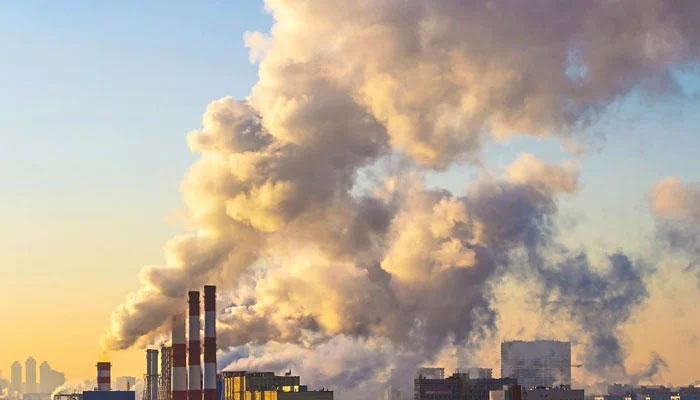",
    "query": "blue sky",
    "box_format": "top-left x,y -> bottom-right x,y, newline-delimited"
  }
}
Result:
1,0 -> 699,380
